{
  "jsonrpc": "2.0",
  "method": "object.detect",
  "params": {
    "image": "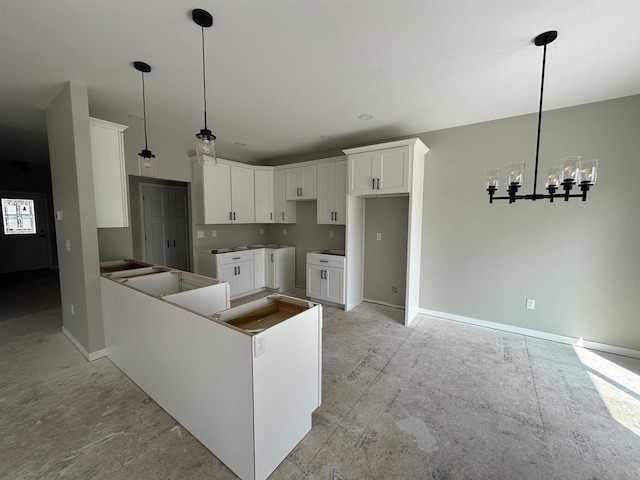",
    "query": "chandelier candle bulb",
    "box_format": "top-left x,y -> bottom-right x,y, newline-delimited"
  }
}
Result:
506,161 -> 525,188
580,159 -> 598,184
560,156 -> 582,183
485,168 -> 501,189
